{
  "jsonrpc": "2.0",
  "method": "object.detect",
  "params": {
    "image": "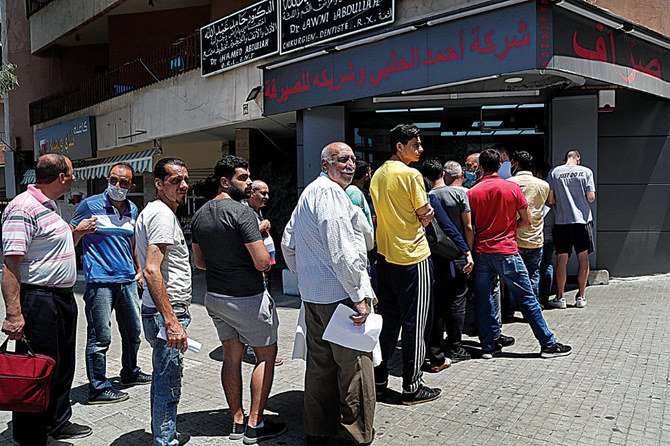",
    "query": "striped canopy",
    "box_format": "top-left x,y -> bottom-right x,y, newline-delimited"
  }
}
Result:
21,149 -> 159,185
